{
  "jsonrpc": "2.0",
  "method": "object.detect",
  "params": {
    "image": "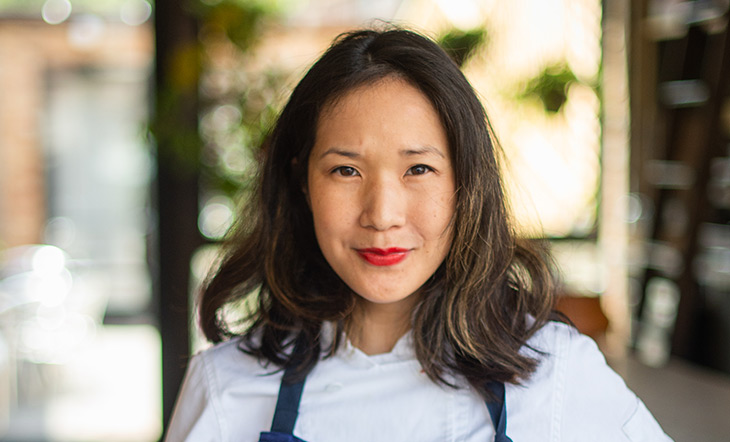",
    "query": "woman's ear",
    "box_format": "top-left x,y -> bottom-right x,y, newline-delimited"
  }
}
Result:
302,184 -> 311,208
292,158 -> 311,208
